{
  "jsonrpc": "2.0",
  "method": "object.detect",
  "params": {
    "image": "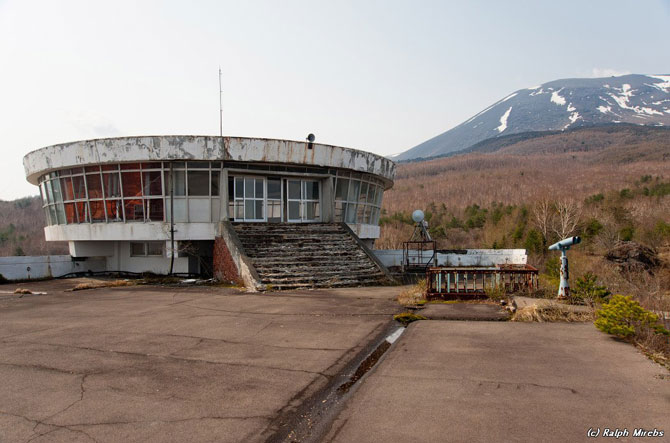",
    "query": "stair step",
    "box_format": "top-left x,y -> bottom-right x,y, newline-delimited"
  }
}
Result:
230,222 -> 389,289
258,267 -> 382,278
